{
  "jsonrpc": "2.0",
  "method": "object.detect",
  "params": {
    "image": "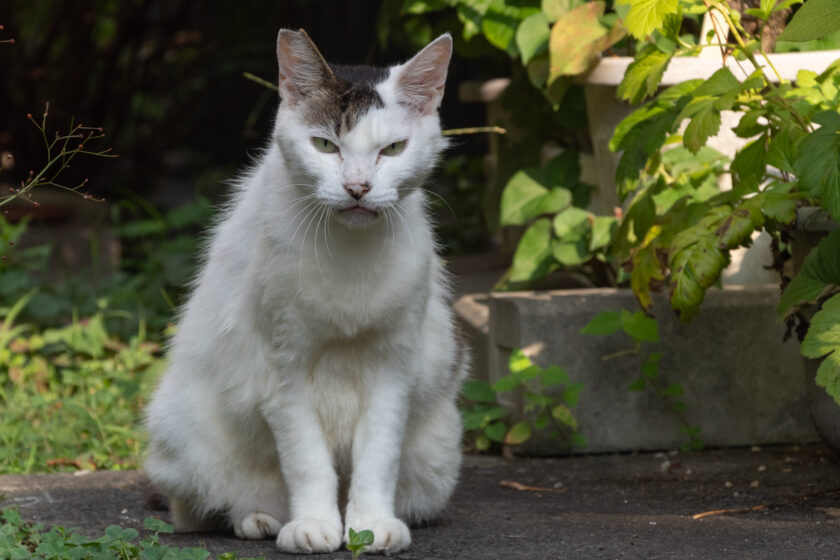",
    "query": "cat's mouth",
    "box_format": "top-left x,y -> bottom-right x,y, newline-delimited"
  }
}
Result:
336,204 -> 380,226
